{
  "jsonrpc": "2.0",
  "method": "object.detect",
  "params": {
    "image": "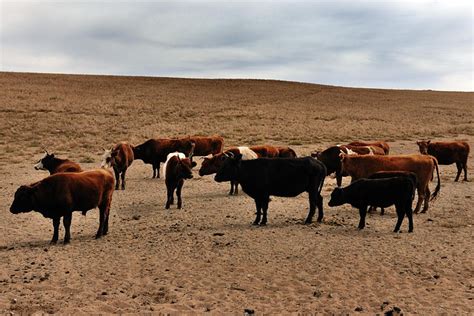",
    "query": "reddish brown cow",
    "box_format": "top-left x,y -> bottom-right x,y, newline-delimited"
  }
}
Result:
417,140 -> 470,181
276,146 -> 298,158
199,146 -> 258,195
348,141 -> 390,155
34,152 -> 82,174
164,152 -> 197,209
10,169 -> 115,244
341,154 -> 440,213
186,136 -> 224,158
133,138 -> 195,178
101,142 -> 134,190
